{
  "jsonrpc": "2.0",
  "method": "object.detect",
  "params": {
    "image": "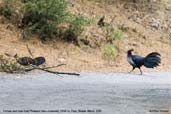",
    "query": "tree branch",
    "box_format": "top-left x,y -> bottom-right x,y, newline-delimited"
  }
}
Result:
24,65 -> 80,76
26,44 -> 34,58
